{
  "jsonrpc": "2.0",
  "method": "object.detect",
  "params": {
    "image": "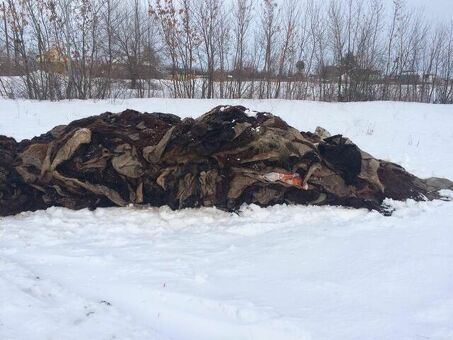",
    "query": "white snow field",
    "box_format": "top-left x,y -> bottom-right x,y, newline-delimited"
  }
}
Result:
1,99 -> 453,340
